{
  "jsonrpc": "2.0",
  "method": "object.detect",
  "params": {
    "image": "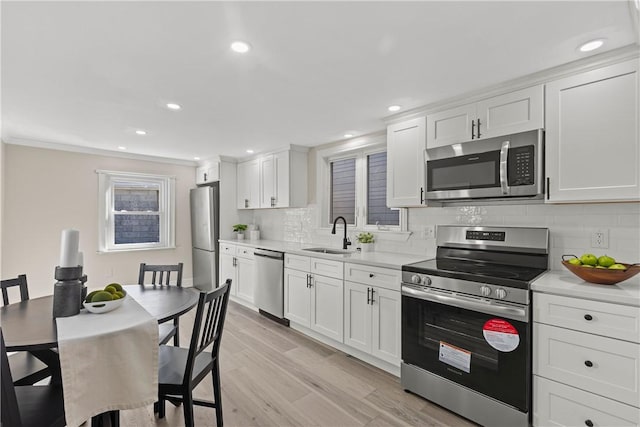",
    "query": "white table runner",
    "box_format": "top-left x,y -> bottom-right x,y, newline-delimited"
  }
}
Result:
56,297 -> 159,427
